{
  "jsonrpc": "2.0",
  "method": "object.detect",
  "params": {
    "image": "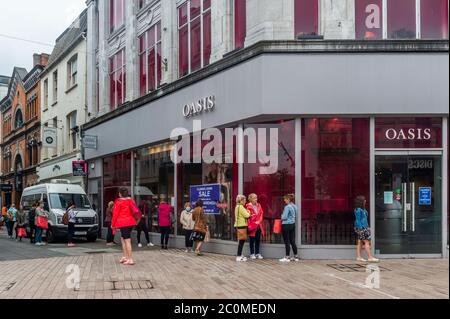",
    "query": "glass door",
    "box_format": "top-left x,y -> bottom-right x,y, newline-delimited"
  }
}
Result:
375,154 -> 442,257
